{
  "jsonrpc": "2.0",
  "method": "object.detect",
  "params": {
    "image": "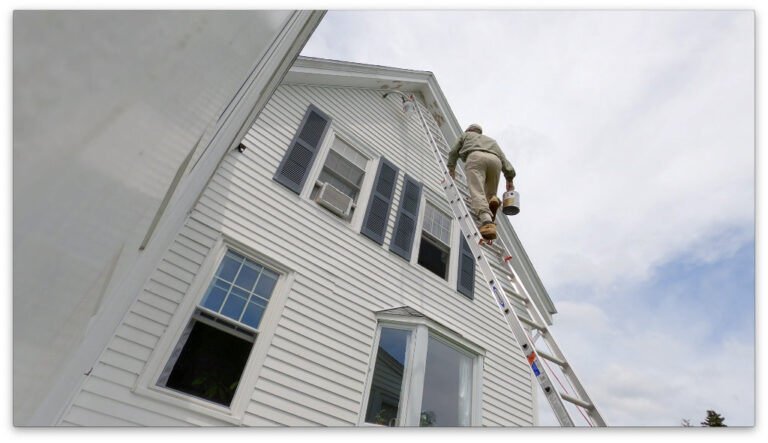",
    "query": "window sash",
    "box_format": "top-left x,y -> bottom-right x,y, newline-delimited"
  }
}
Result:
362,323 -> 478,427
331,136 -> 368,170
201,250 -> 278,330
422,204 -> 451,246
363,326 -> 415,426
323,148 -> 366,187
420,335 -> 474,426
